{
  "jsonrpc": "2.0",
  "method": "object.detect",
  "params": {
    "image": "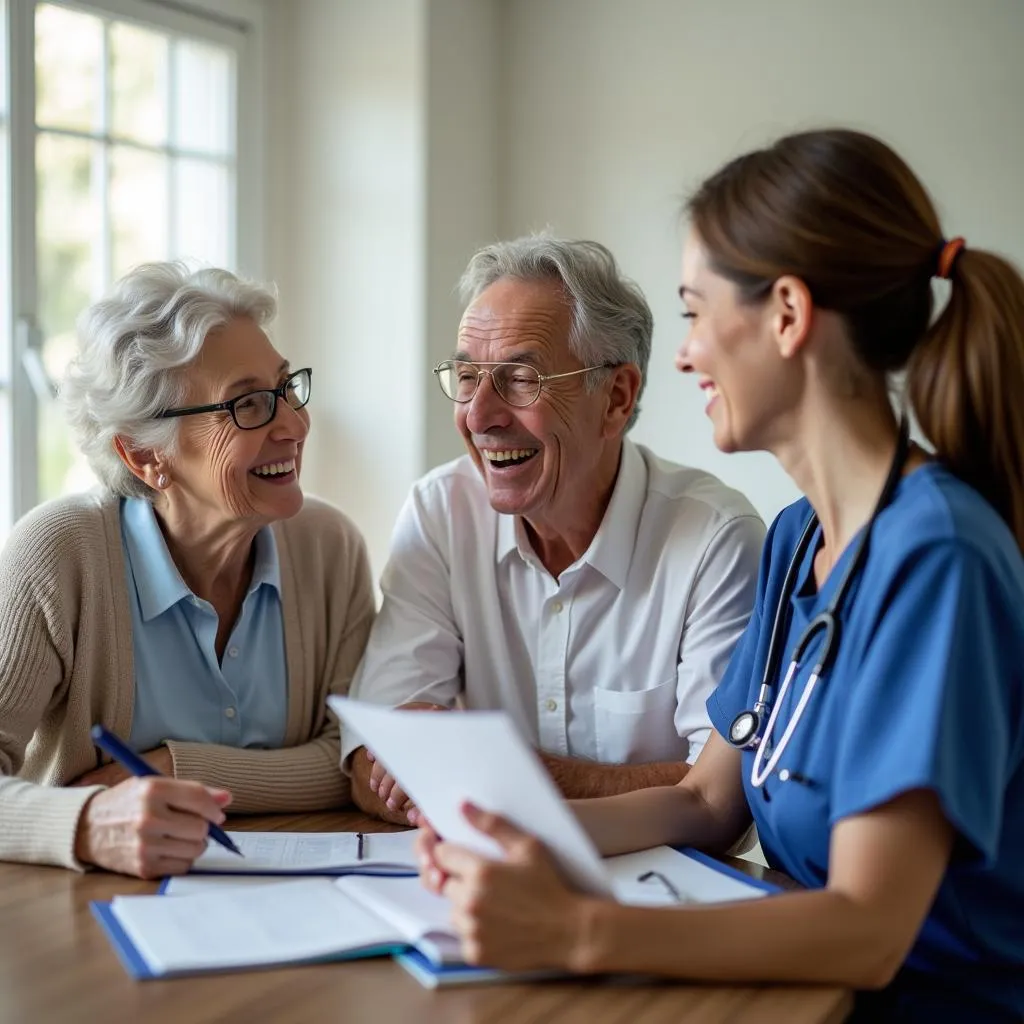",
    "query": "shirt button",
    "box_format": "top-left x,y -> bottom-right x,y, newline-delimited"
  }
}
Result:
545,698 -> 558,712
551,601 -> 563,614
225,707 -> 236,719
228,647 -> 239,658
